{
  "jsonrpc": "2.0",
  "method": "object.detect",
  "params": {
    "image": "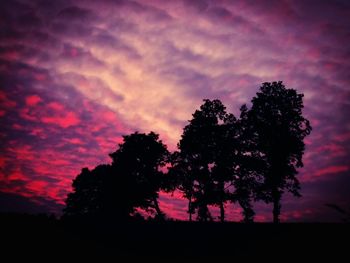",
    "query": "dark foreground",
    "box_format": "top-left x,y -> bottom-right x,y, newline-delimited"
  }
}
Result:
1,213 -> 349,261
